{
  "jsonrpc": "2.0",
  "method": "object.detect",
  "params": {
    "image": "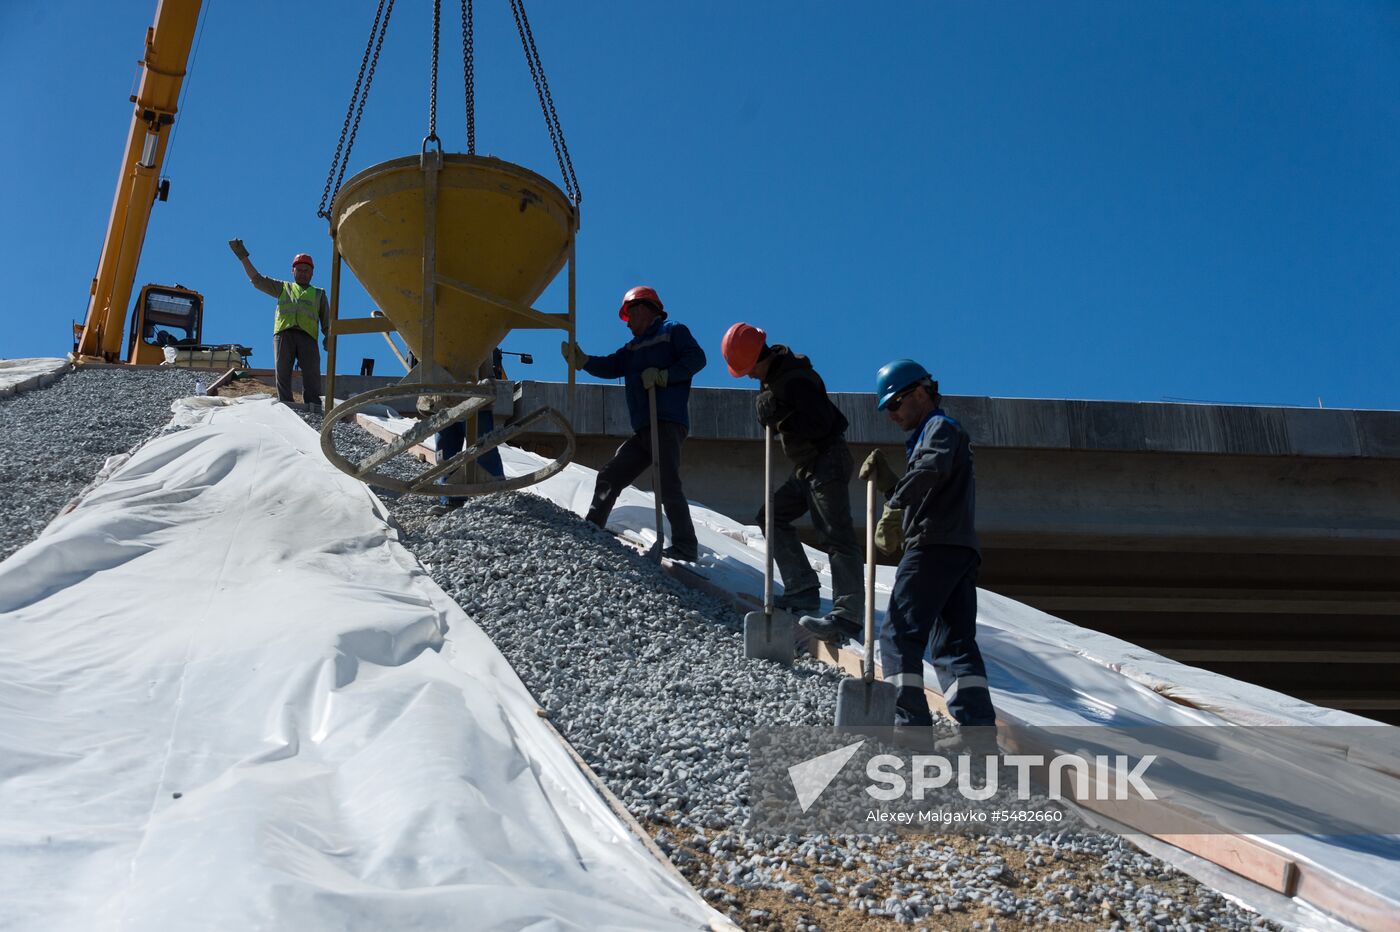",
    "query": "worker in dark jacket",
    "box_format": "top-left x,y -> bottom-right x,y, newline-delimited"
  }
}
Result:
859,359 -> 996,741
431,348 -> 507,515
721,322 -> 863,638
561,286 -> 707,561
